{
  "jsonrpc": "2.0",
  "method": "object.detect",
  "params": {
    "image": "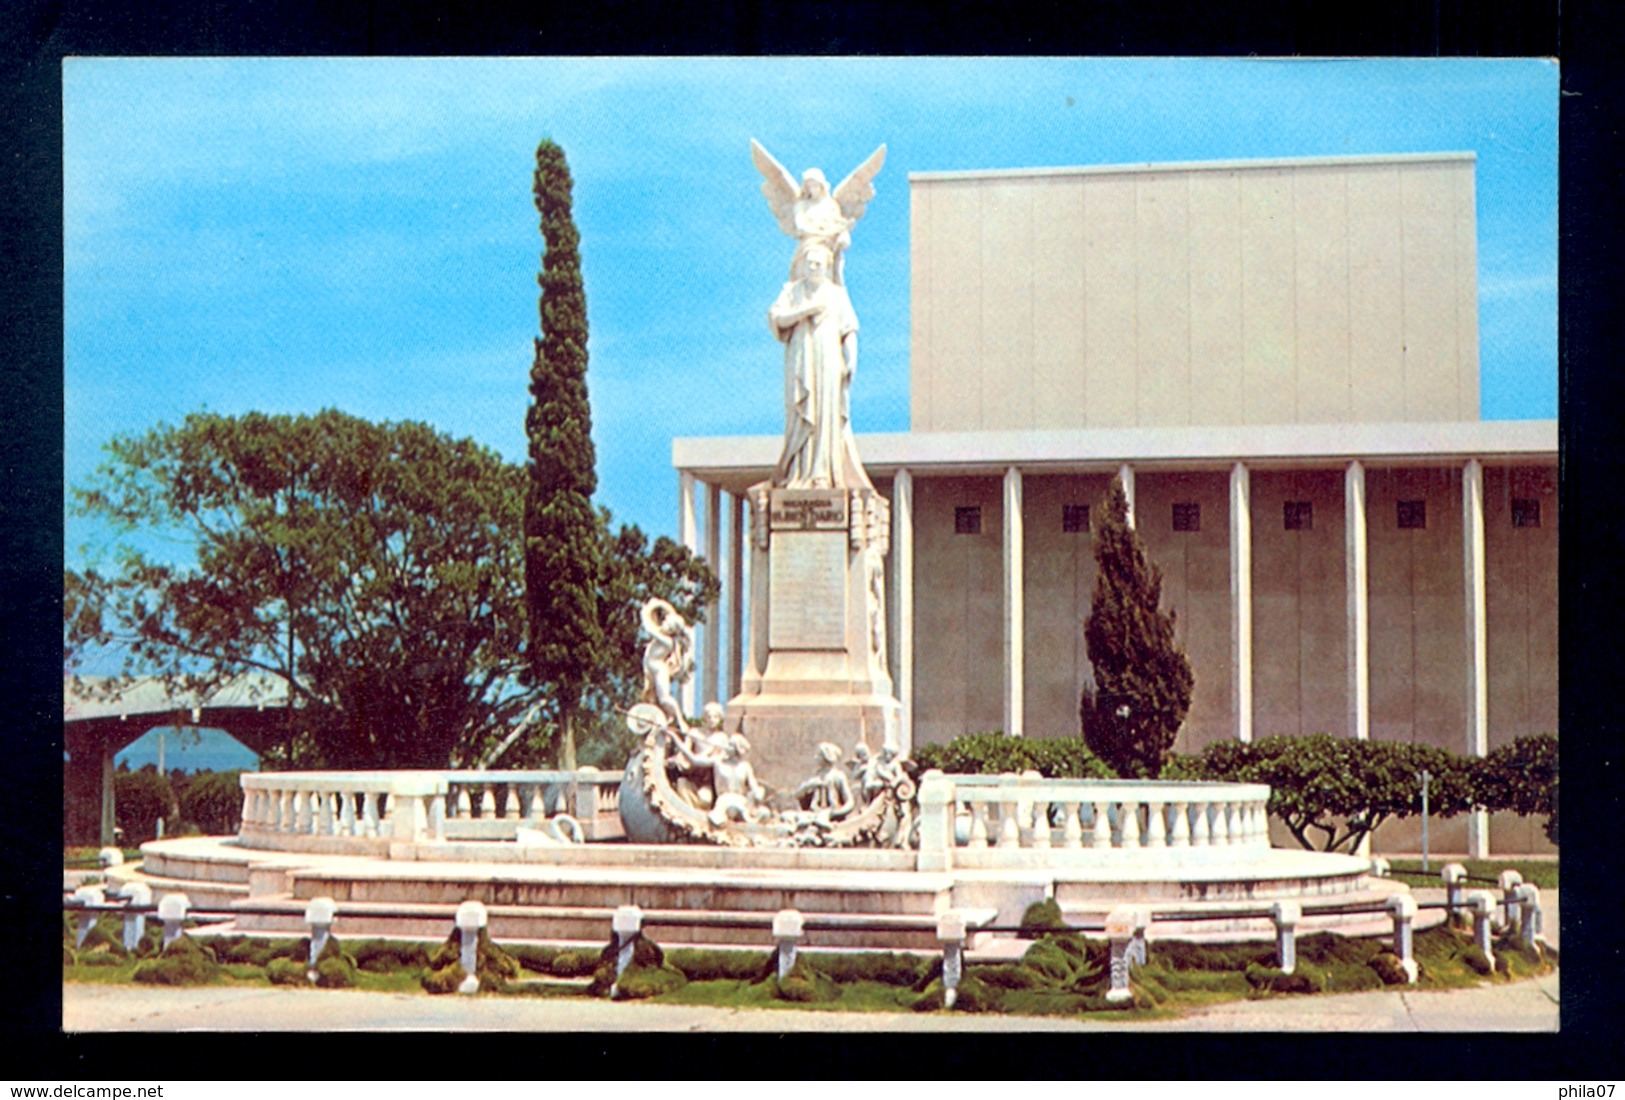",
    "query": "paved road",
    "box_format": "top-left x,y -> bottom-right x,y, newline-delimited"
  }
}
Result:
63,968 -> 1558,1033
